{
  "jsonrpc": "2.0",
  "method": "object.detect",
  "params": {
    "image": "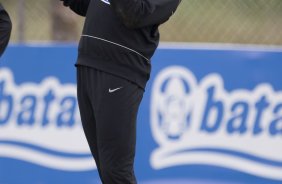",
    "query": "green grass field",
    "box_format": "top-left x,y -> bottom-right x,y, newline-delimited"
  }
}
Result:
2,0 -> 282,45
